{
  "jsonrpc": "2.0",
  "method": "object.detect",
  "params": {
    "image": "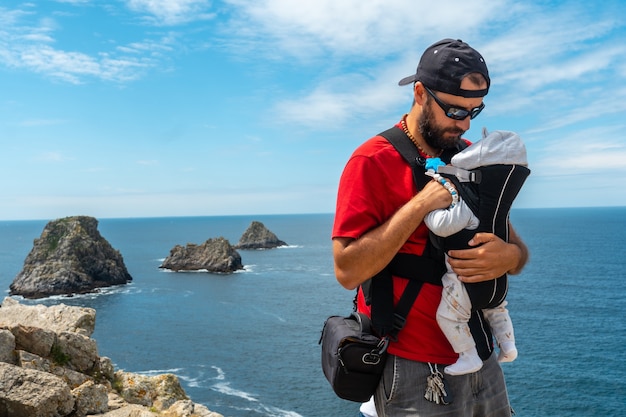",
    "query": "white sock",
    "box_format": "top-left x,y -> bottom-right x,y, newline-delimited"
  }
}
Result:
444,346 -> 483,376
498,341 -> 518,363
